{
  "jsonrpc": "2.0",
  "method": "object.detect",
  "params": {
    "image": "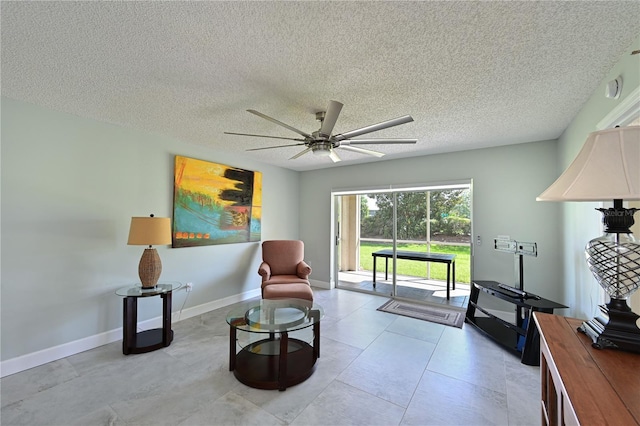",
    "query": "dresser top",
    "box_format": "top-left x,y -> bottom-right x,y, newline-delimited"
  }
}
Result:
534,312 -> 640,425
